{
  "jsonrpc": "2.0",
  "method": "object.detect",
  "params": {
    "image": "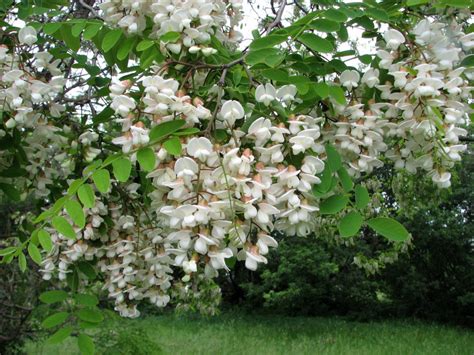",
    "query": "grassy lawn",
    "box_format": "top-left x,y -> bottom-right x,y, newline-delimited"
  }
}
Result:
25,313 -> 474,355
